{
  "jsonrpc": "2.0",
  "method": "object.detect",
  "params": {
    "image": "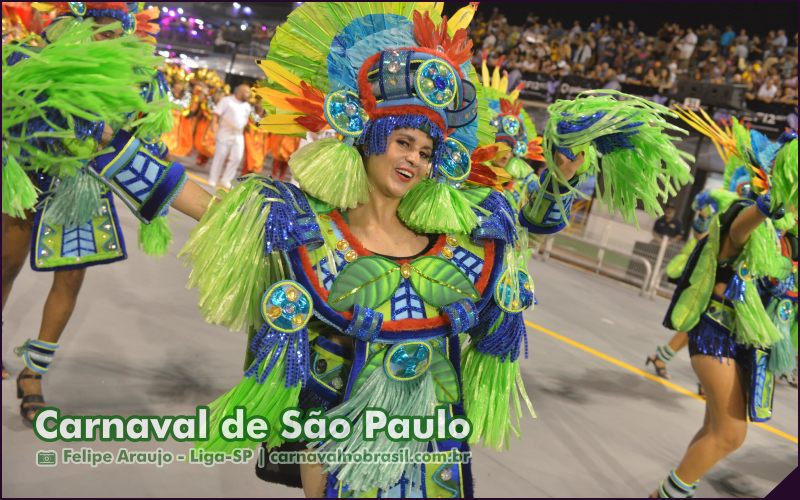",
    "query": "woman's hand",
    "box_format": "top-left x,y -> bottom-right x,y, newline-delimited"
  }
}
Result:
100,122 -> 115,147
554,151 -> 585,181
